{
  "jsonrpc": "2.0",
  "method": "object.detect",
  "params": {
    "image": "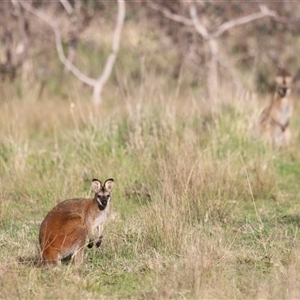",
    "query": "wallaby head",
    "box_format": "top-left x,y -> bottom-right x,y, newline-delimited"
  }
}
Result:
39,178 -> 114,266
92,178 -> 114,210
275,69 -> 293,98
